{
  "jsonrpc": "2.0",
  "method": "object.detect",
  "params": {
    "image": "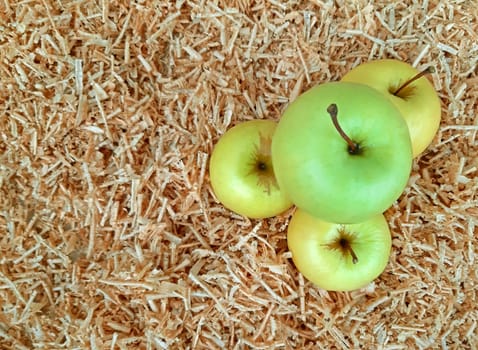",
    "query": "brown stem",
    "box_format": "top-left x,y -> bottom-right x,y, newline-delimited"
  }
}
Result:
393,66 -> 435,96
324,228 -> 359,264
342,240 -> 359,264
327,103 -> 359,155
